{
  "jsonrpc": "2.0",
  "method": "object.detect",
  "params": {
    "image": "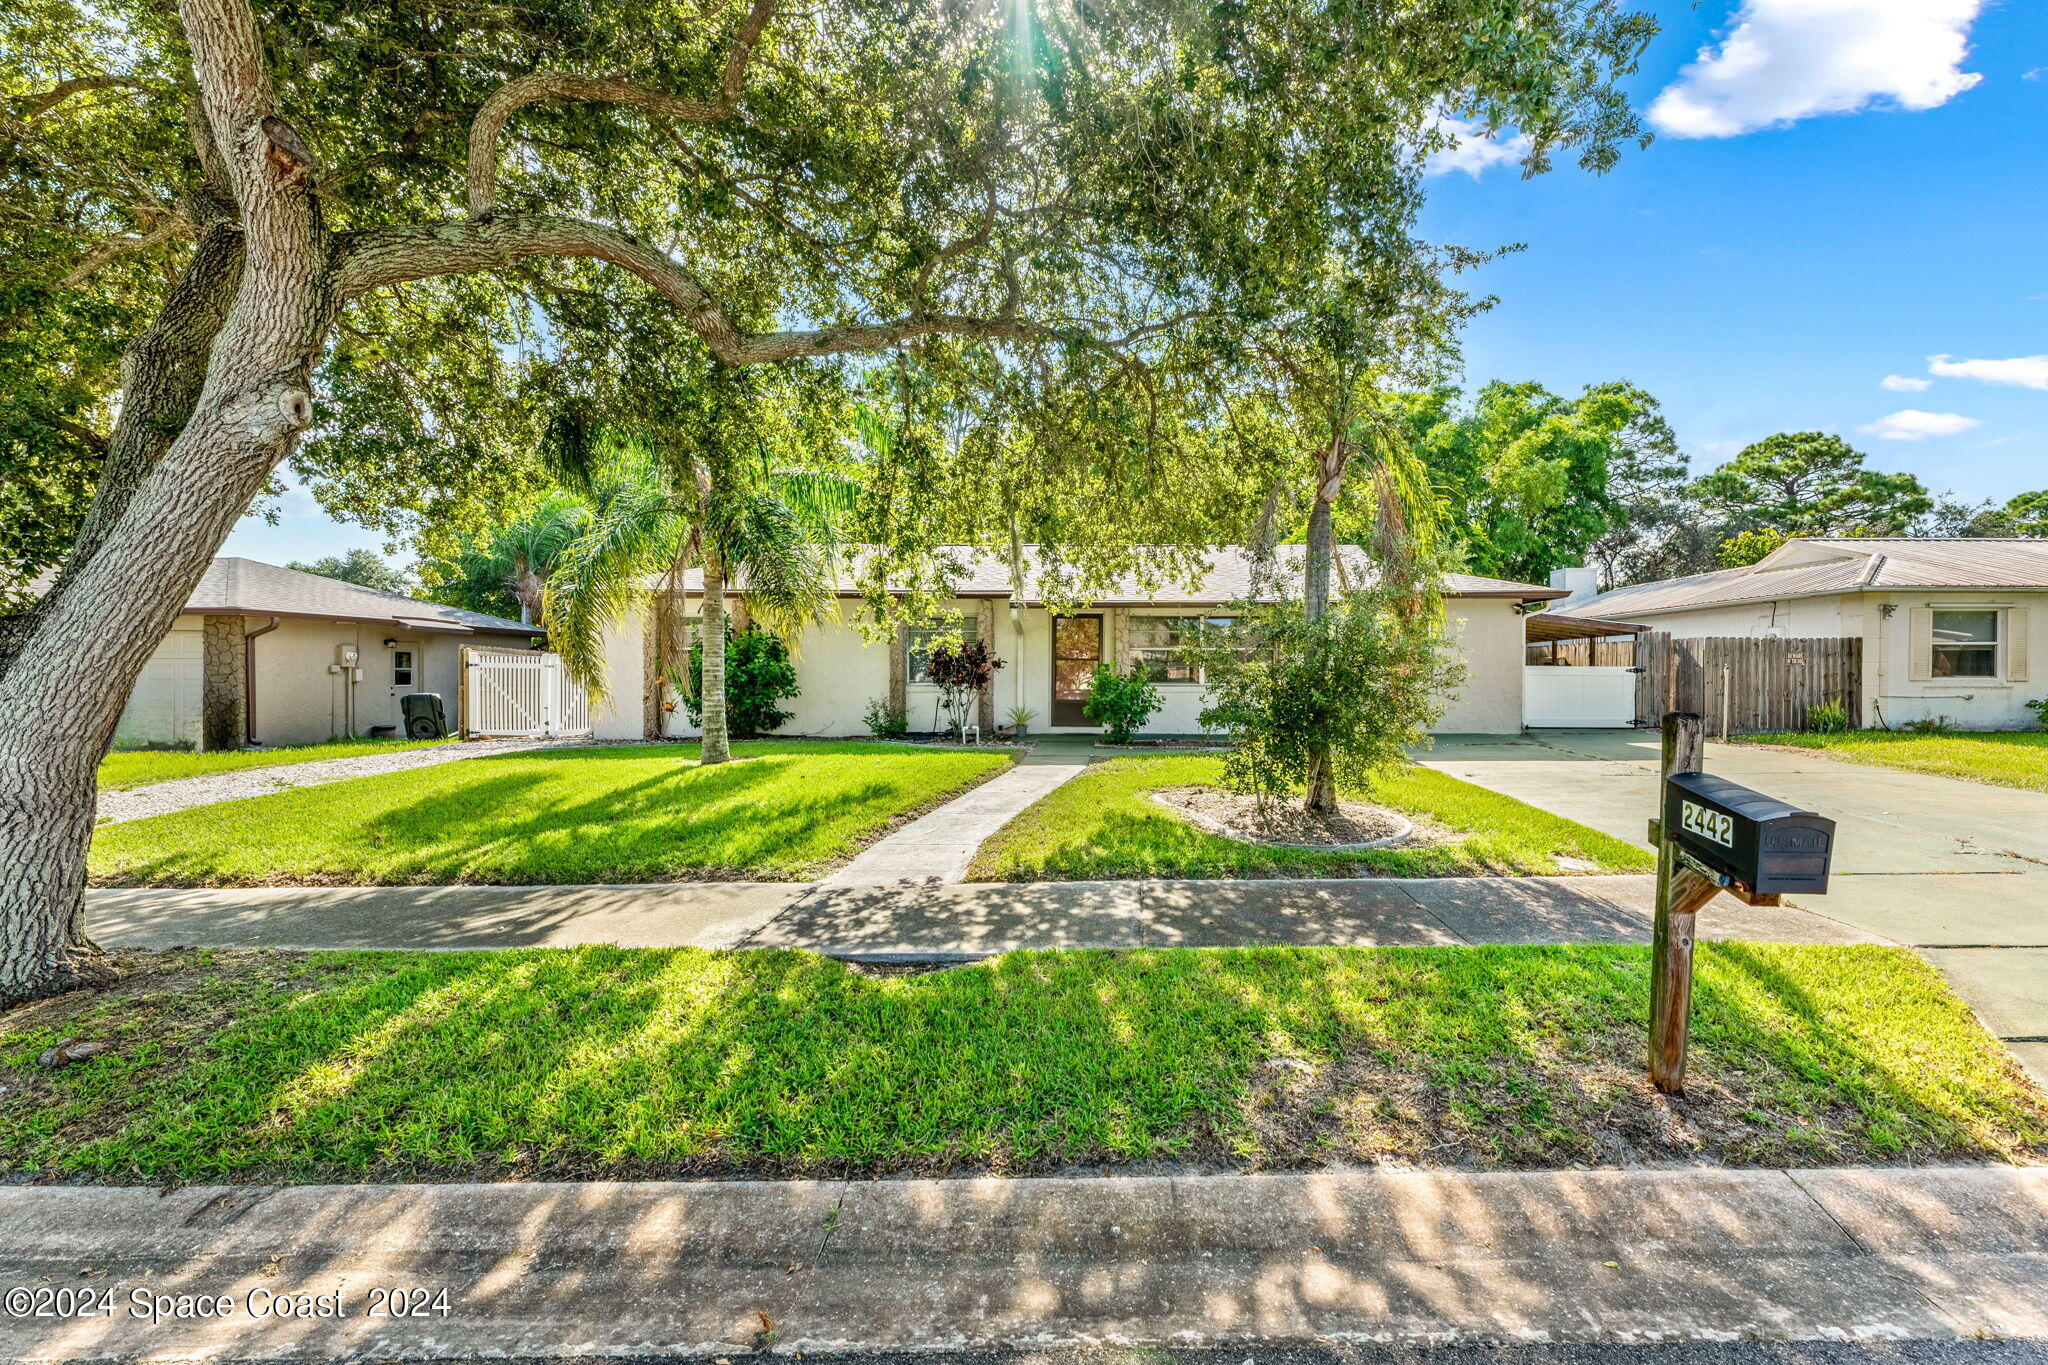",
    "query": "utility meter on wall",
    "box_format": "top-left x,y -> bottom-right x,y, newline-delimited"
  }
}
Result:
336,644 -> 360,667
